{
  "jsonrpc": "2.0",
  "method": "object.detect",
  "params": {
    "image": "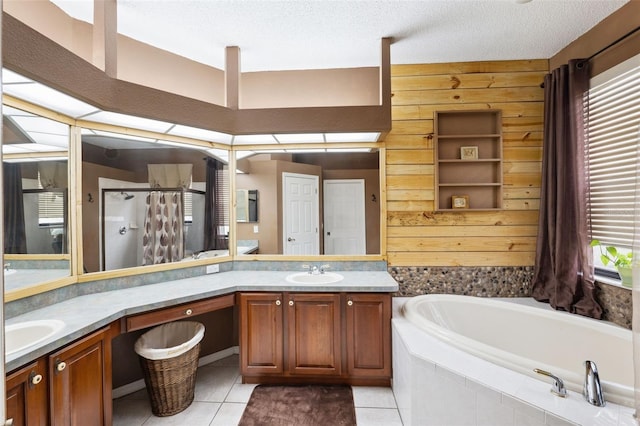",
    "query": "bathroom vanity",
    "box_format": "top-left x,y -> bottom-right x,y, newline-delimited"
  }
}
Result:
239,292 -> 391,385
4,269 -> 397,425
6,324 -> 117,426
